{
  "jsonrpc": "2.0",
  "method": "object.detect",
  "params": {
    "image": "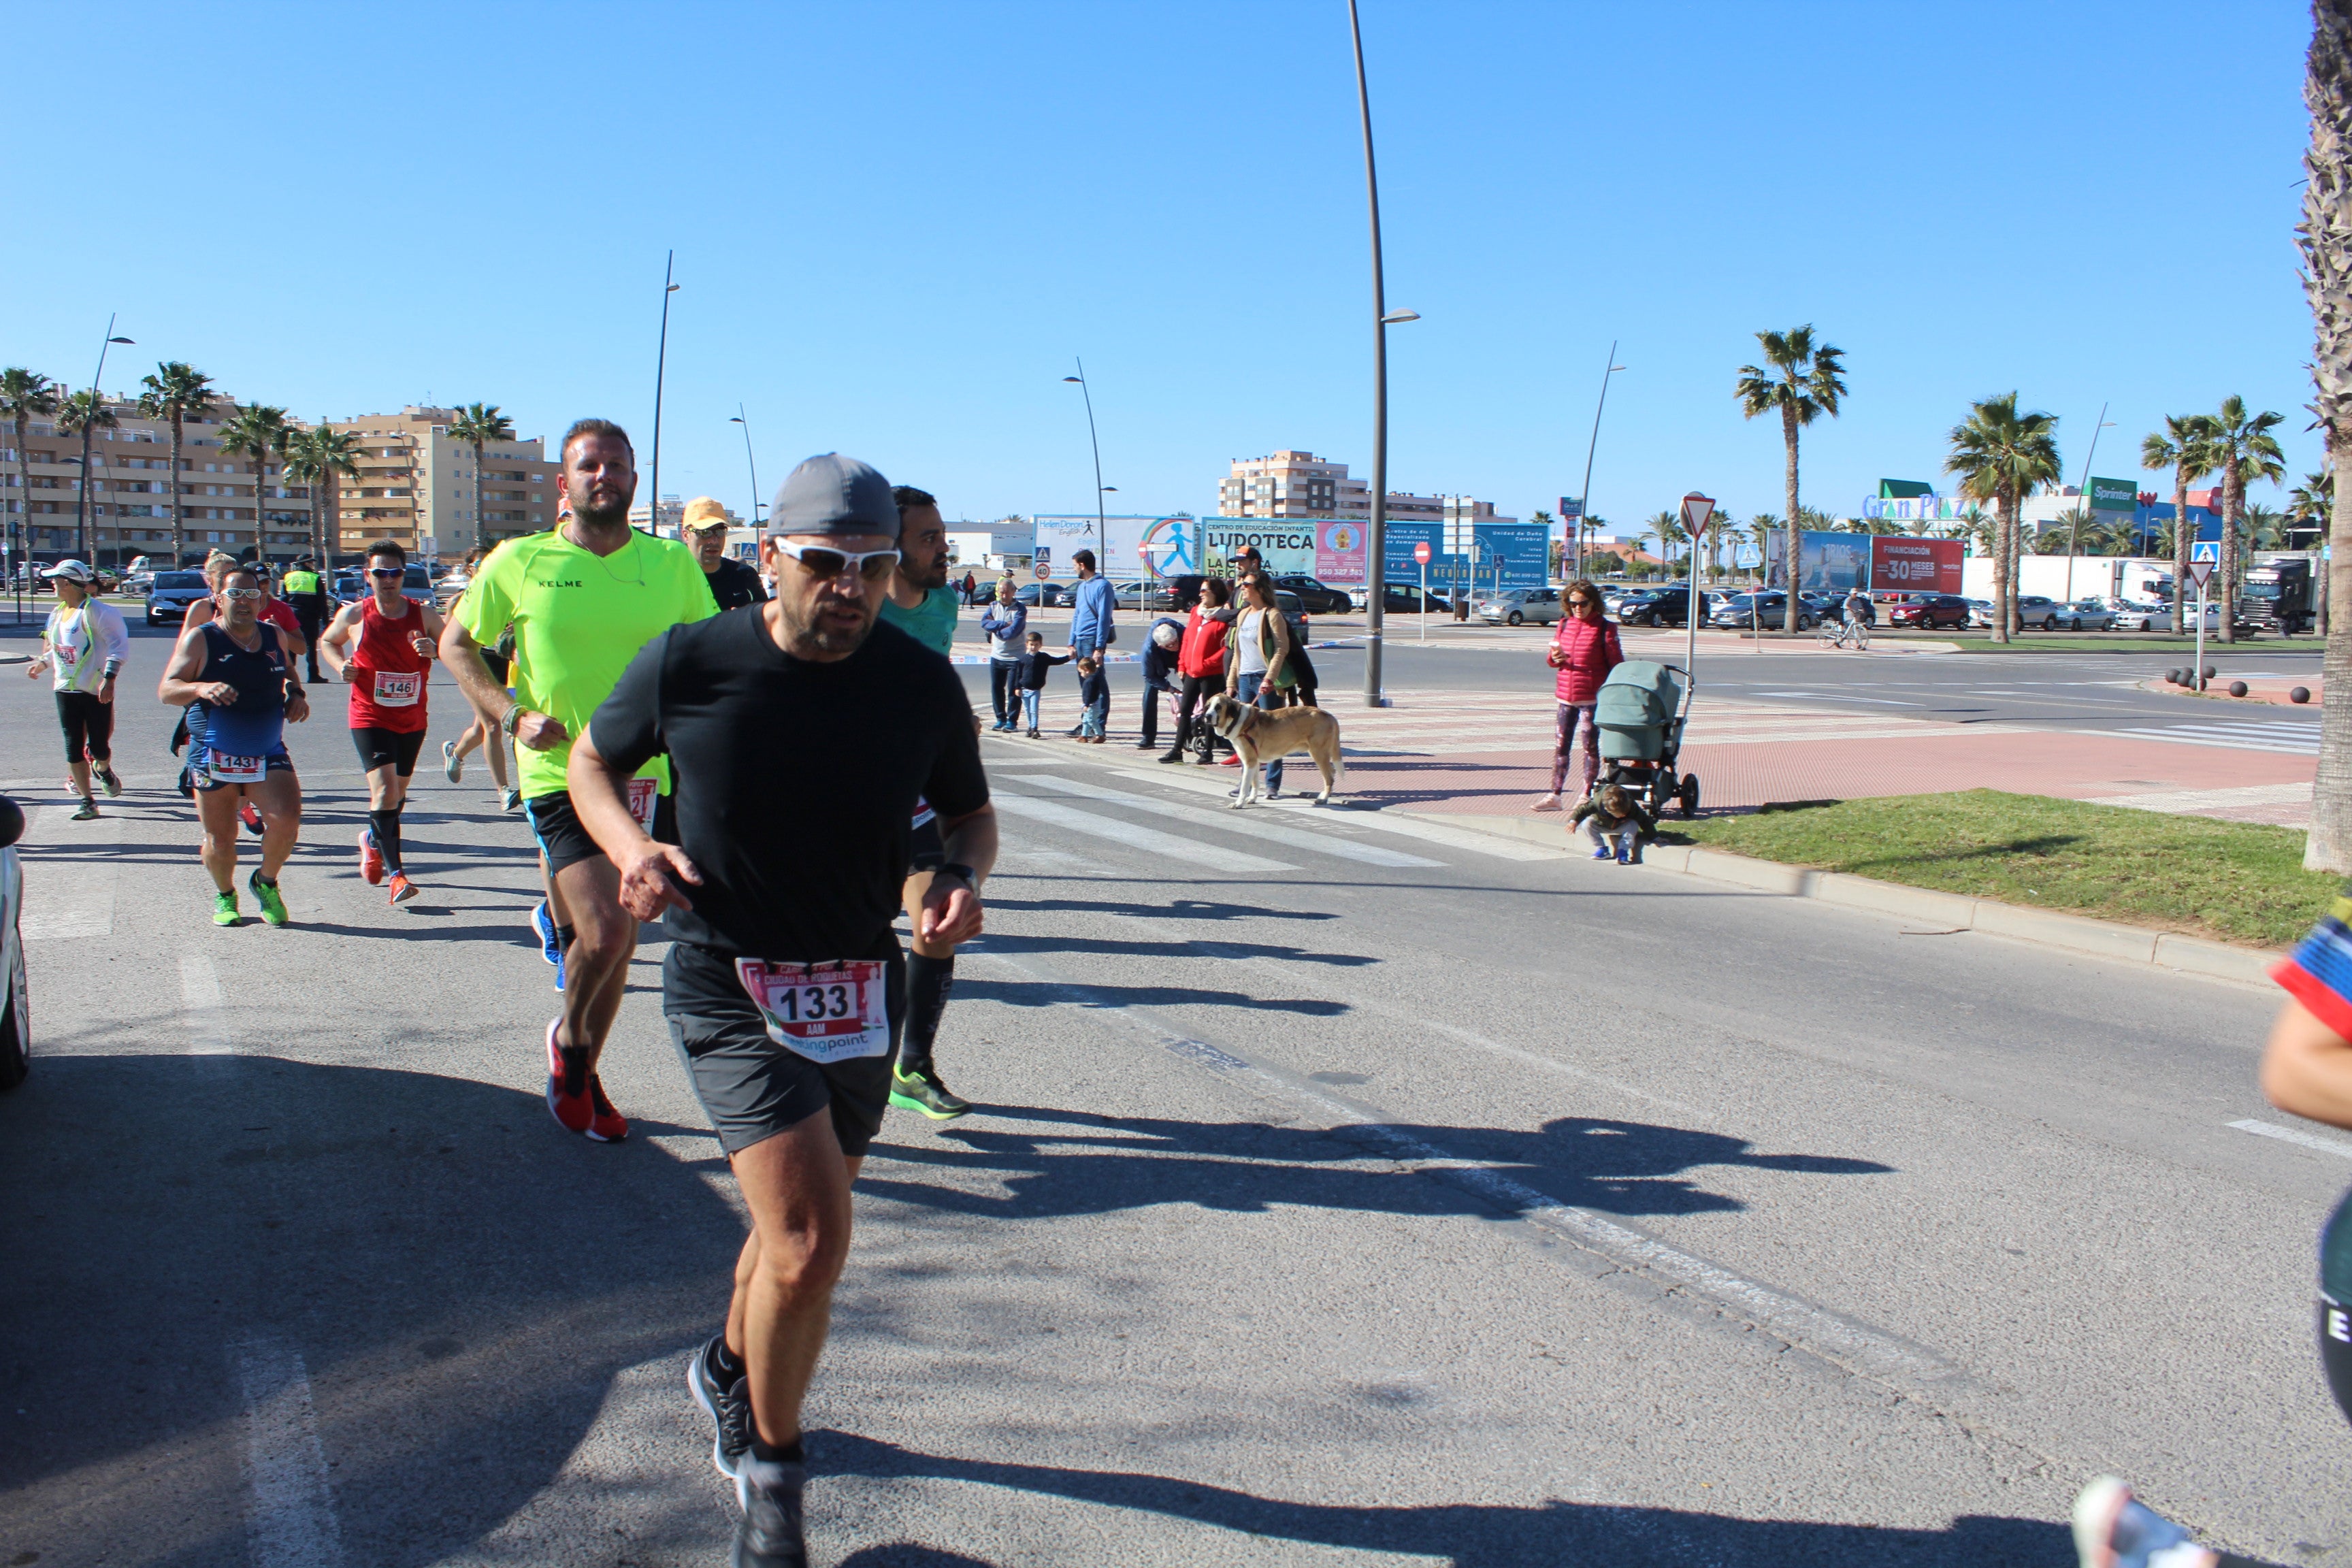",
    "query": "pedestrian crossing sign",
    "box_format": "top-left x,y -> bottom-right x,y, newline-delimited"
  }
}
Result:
2191,540 -> 2219,564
